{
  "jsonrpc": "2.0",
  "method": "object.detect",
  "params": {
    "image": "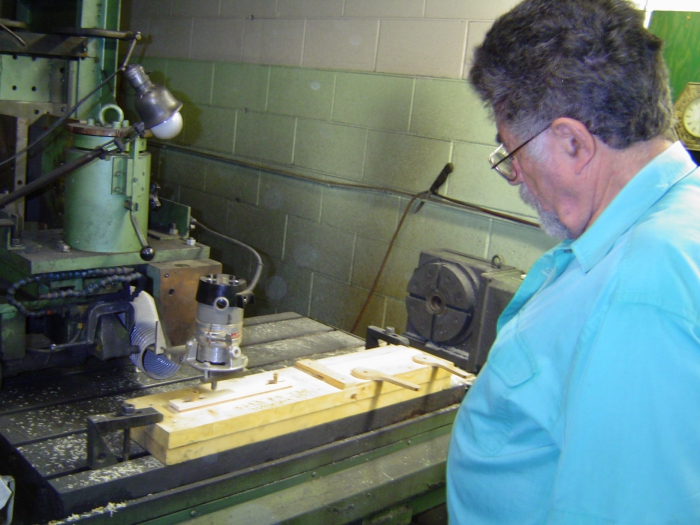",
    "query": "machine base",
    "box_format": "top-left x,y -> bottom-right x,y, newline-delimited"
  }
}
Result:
0,312 -> 465,524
